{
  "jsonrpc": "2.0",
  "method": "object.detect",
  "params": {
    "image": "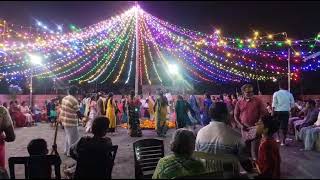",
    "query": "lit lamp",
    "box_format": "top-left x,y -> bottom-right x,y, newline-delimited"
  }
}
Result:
28,53 -> 43,107
168,64 -> 180,94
